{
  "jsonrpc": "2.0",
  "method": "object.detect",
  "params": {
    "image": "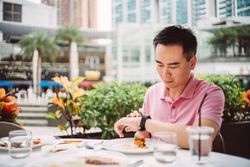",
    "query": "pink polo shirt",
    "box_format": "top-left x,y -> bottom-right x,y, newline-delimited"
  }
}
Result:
142,75 -> 225,127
